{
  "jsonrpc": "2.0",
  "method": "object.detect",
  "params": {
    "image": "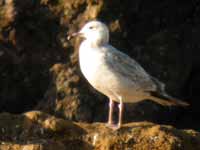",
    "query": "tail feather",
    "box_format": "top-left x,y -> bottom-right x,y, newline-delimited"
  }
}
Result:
148,94 -> 189,107
149,76 -> 189,107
